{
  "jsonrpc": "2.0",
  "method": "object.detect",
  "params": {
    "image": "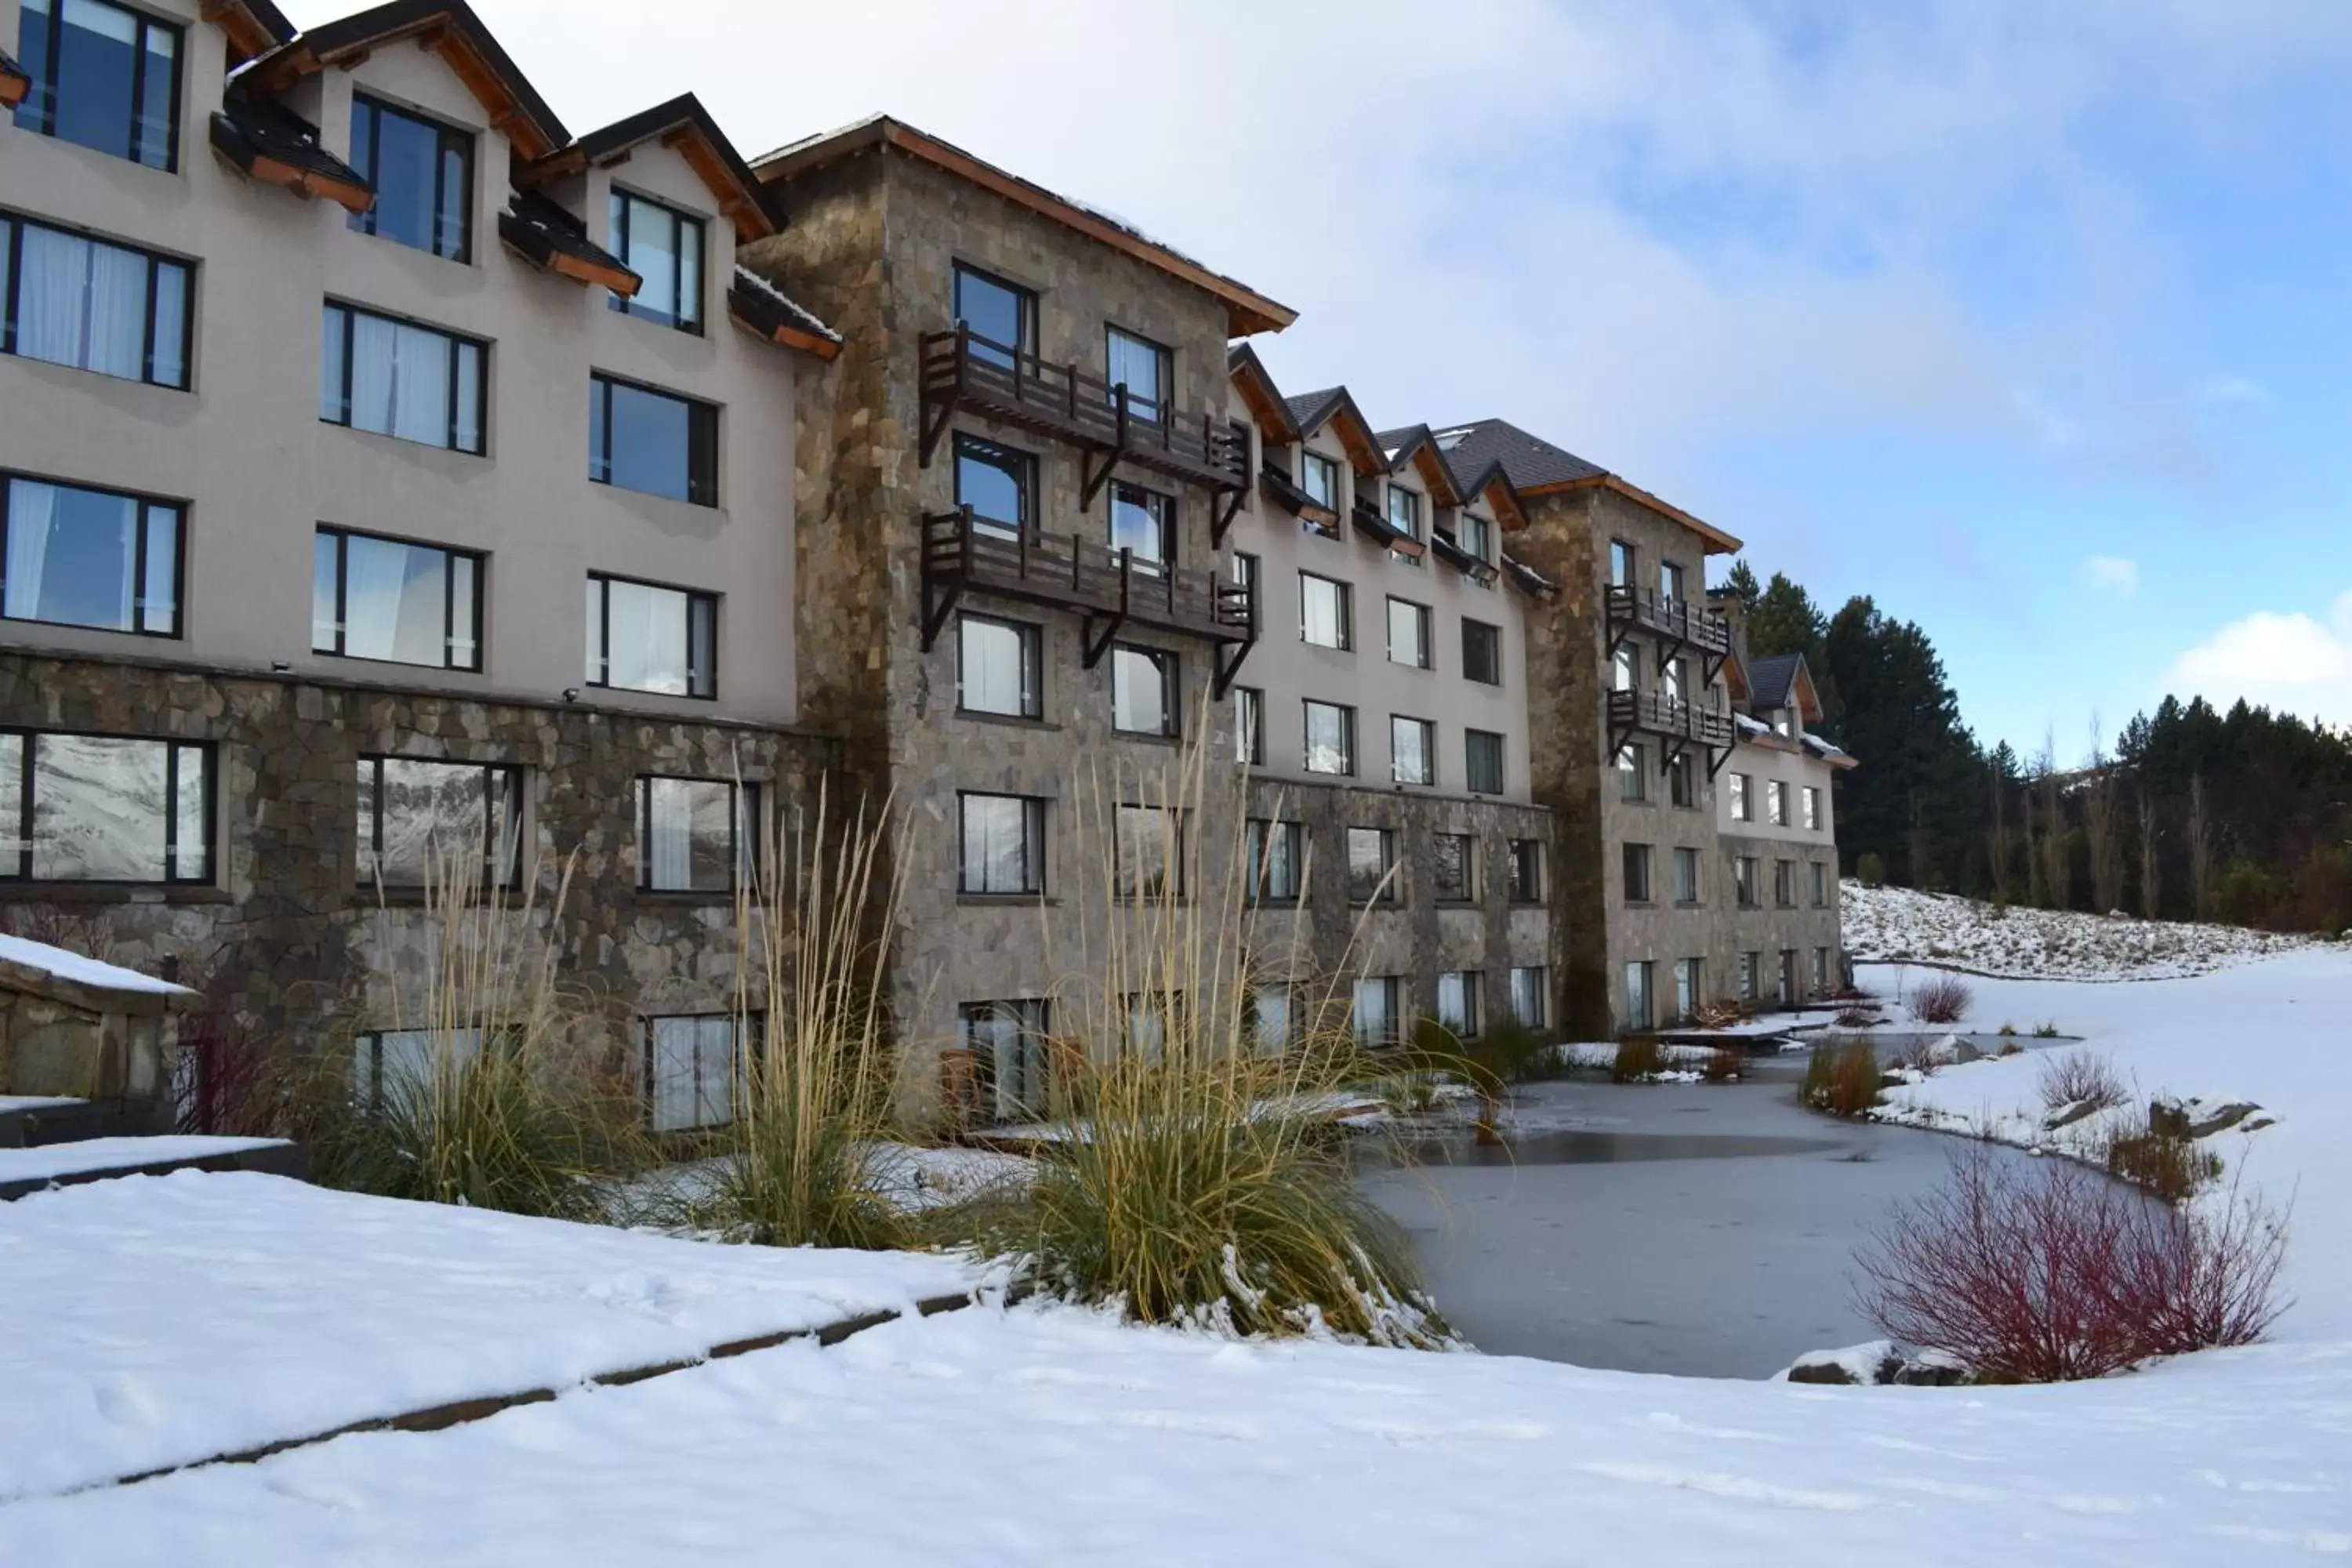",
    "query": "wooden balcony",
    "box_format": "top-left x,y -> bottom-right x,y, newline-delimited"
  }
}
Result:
1609,690 -> 1737,753
918,327 -> 1250,509
919,508 -> 1258,694
1606,585 -> 1732,659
